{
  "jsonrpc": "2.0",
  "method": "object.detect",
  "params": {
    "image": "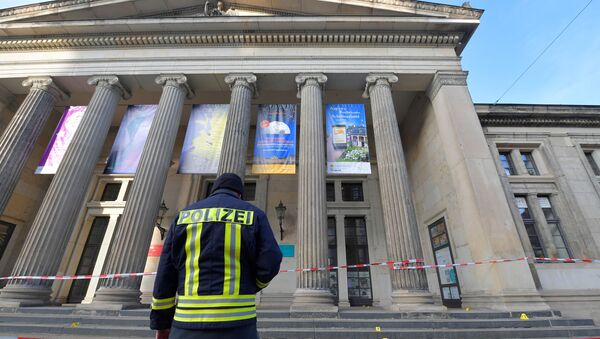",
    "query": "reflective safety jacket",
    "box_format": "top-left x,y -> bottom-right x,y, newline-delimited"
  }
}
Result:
150,189 -> 283,330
